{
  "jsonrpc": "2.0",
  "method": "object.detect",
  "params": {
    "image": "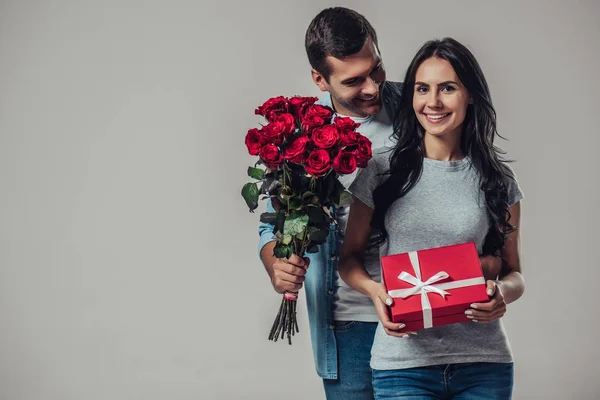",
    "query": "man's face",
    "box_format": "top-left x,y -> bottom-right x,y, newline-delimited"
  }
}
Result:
312,37 -> 386,118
